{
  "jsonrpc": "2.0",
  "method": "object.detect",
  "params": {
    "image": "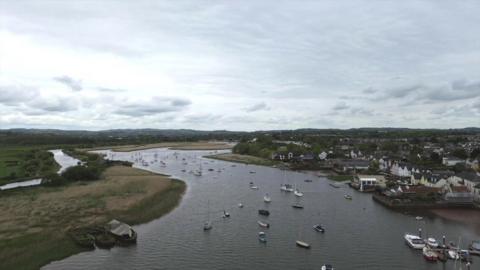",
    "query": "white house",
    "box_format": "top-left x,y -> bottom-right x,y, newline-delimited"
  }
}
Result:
318,151 -> 328,160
